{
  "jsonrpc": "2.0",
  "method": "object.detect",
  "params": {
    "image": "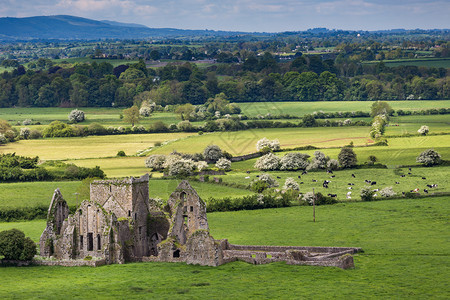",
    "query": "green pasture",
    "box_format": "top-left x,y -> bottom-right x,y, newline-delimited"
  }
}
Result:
238,100 -> 450,117
0,132 -> 194,160
386,114 -> 450,135
0,197 -> 448,298
226,134 -> 449,169
0,179 -> 253,210
219,166 -> 449,201
364,58 -> 450,68
53,57 -> 139,67
0,181 -> 80,209
151,127 -> 374,156
0,107 -> 180,128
